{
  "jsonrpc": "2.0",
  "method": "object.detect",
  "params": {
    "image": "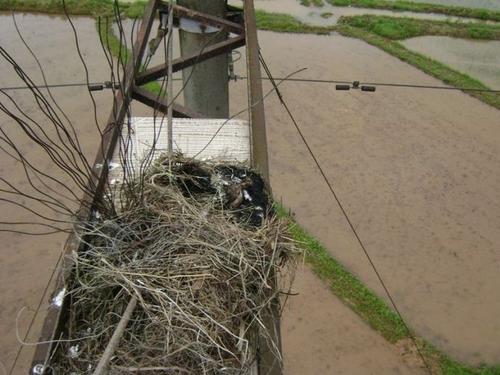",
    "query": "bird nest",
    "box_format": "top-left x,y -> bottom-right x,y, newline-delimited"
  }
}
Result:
50,155 -> 298,374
